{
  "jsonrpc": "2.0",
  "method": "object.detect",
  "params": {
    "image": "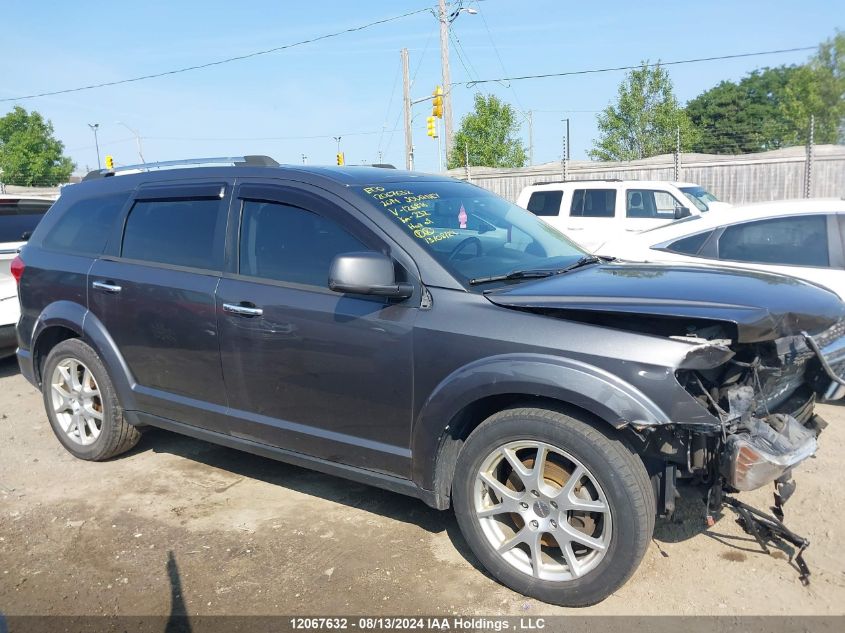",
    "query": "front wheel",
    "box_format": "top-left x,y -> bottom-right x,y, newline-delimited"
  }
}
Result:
452,407 -> 655,606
